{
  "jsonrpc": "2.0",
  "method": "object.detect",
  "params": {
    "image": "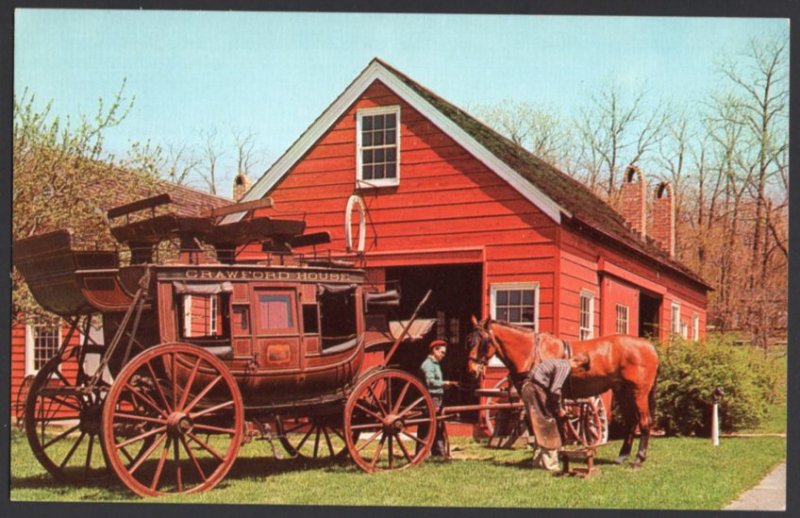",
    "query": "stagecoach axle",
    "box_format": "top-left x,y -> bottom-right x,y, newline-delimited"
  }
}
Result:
439,402 -> 523,416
